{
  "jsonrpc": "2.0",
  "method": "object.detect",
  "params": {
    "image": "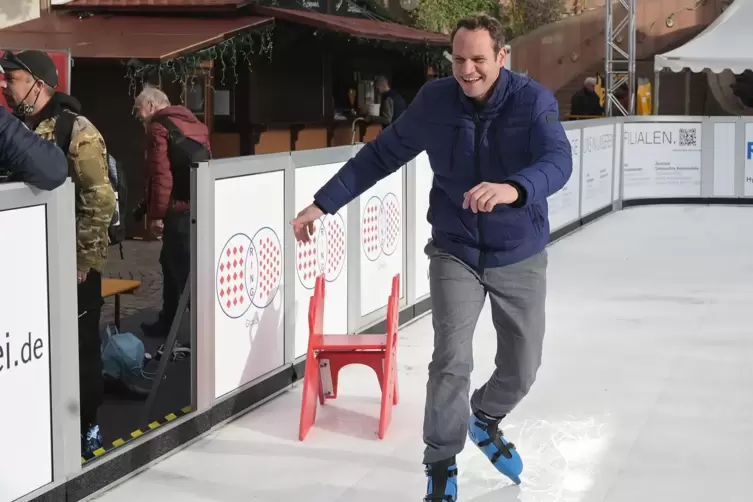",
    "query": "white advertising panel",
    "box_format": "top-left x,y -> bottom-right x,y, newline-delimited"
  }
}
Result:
581,124 -> 614,215
548,128 -> 581,231
360,169 -> 403,316
414,152 -> 433,300
293,163 -> 348,358
213,171 -> 285,398
622,122 -> 702,198
0,205 -> 52,501
744,123 -> 753,196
